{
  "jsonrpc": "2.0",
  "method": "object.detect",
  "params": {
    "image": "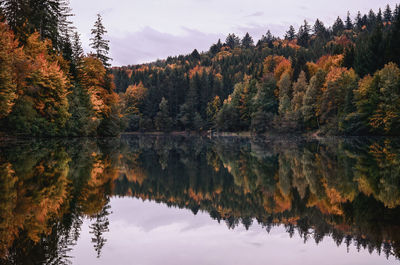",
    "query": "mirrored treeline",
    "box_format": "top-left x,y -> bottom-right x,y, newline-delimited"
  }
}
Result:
0,136 -> 400,264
